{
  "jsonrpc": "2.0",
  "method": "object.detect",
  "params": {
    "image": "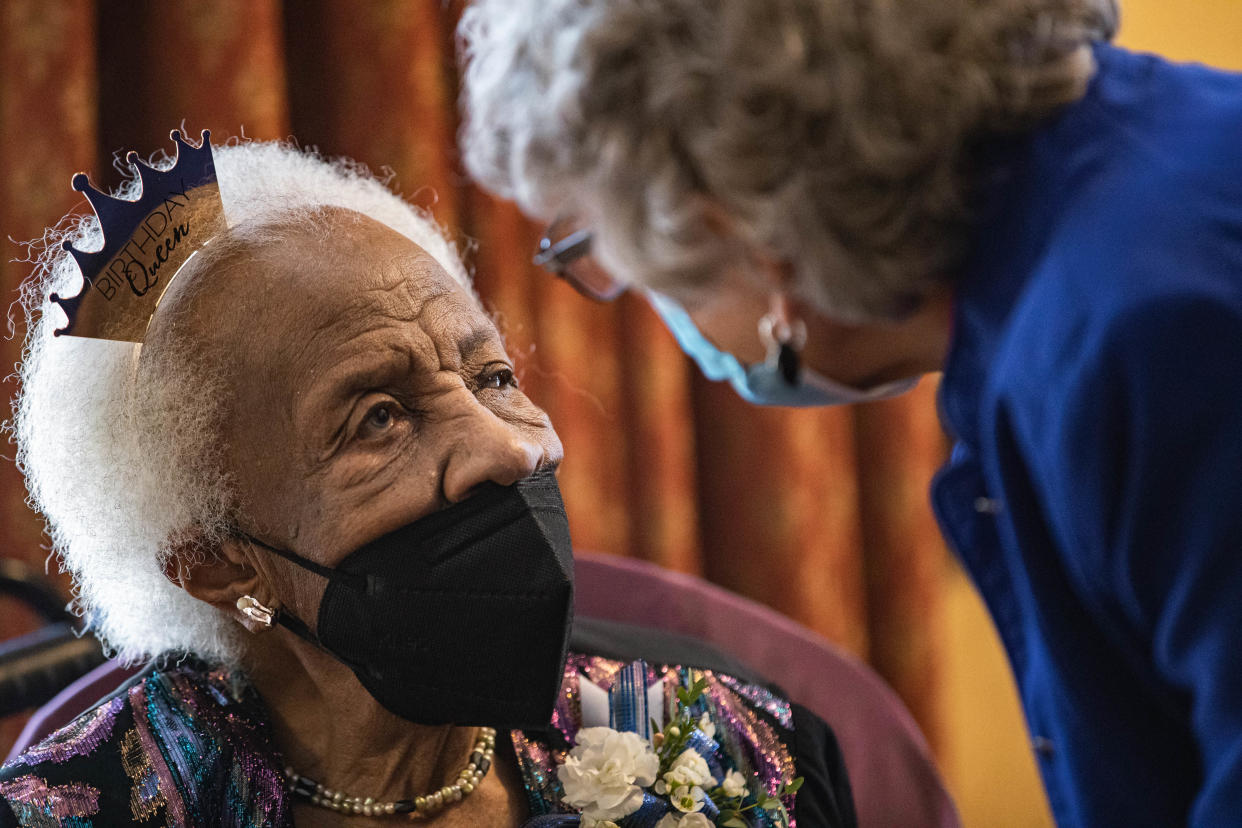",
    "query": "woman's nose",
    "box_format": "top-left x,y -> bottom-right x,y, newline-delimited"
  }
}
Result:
441,408 -> 546,503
